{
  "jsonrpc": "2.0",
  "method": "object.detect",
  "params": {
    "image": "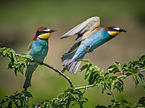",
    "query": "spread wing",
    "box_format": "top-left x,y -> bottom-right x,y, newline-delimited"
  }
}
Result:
60,16 -> 100,39
61,16 -> 100,54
